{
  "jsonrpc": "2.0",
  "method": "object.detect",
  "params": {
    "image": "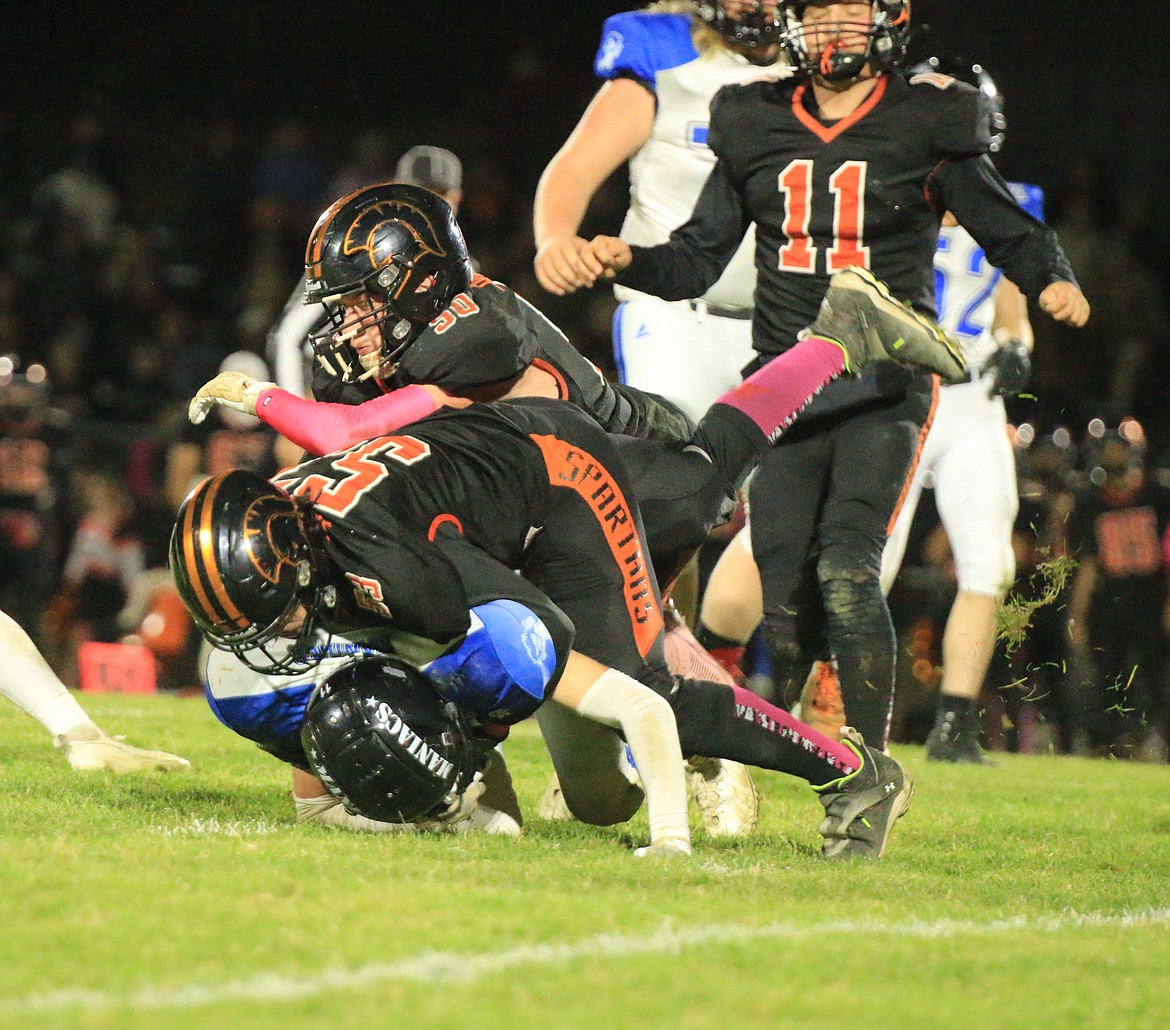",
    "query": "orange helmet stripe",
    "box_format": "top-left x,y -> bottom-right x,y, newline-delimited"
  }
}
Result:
181,472 -> 249,632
